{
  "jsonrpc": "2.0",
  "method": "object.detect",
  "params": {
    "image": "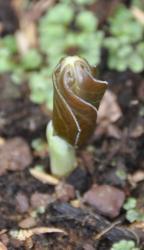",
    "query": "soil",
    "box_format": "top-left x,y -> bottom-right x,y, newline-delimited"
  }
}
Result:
0,1 -> 144,250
